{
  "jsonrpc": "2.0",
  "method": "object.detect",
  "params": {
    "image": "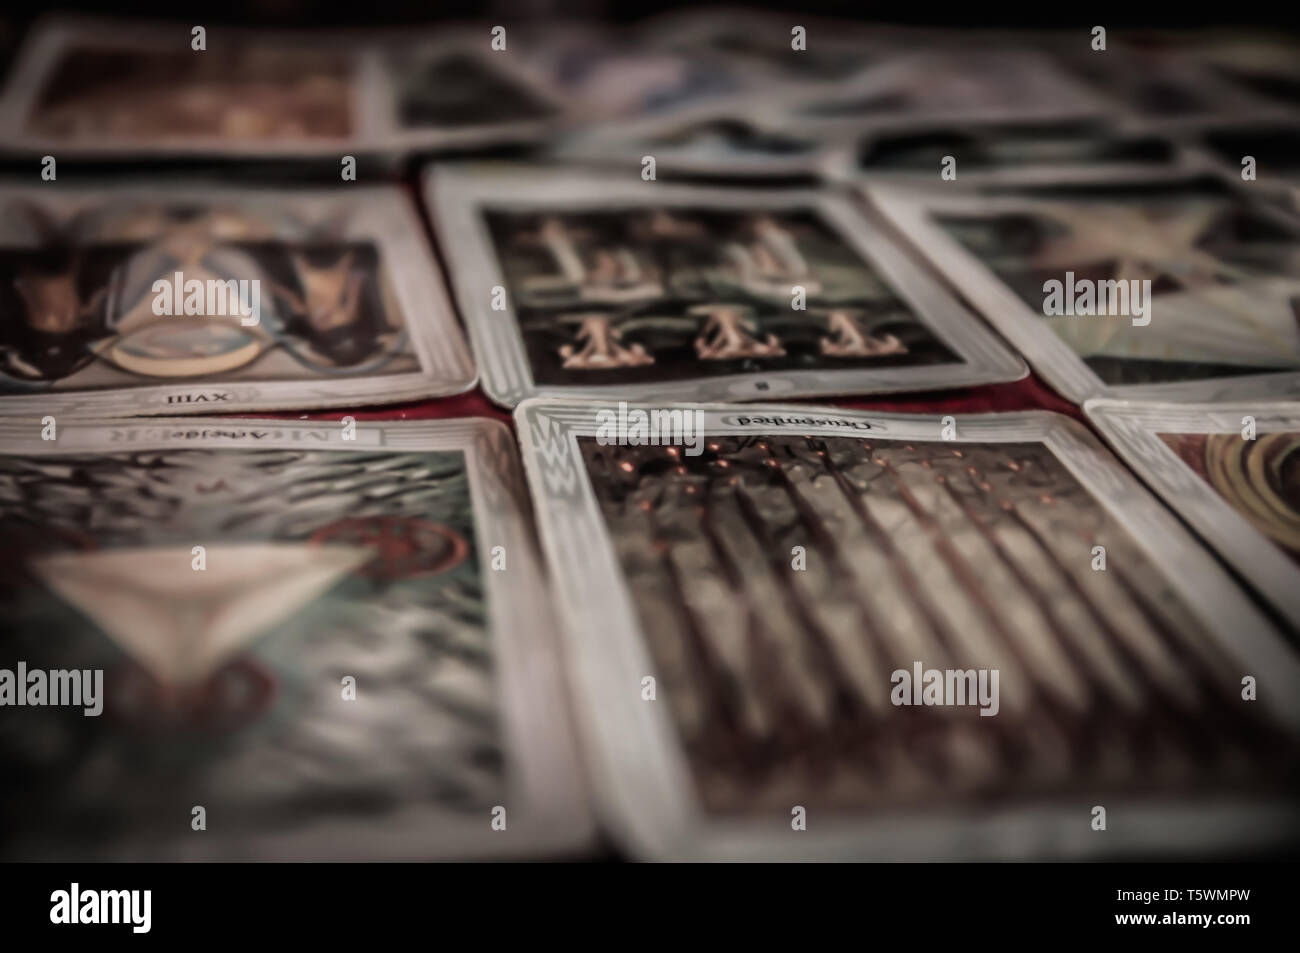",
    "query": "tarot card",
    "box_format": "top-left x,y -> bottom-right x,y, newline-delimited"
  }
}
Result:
550,105 -> 834,179
0,415 -> 589,860
0,182 -> 474,417
524,19 -> 825,158
0,17 -> 388,157
1169,37 -> 1300,121
867,174 -> 1300,404
1053,45 -> 1289,131
1088,398 -> 1300,635
0,17 -> 575,157
424,164 -> 1025,407
1189,125 -> 1300,216
516,399 -> 1300,860
825,120 -> 1195,187
538,21 -> 831,179
640,8 -> 936,92
383,29 -> 574,152
519,21 -> 755,124
774,49 -> 1110,138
